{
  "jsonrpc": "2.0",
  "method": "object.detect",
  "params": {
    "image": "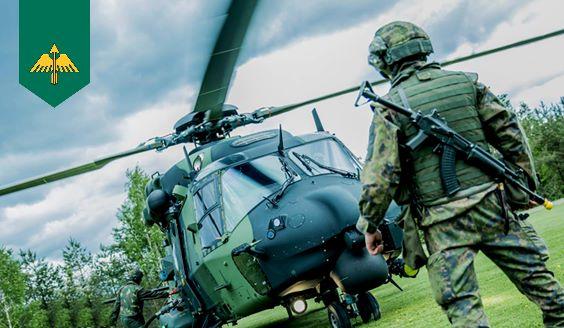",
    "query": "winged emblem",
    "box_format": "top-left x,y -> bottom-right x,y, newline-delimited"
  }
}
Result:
30,44 -> 79,85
